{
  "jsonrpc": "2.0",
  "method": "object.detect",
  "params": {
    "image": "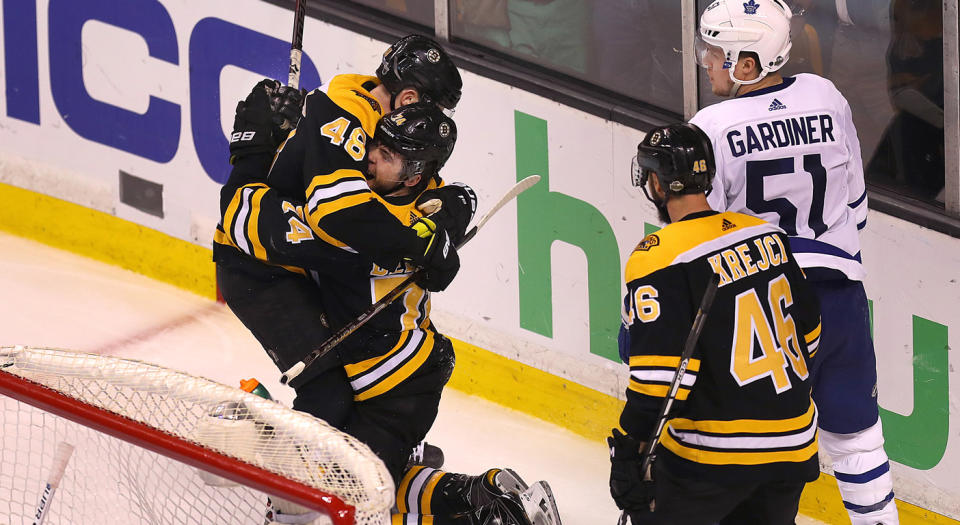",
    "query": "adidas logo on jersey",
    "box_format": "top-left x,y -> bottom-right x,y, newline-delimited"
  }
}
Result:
768,98 -> 787,111
721,218 -> 736,231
